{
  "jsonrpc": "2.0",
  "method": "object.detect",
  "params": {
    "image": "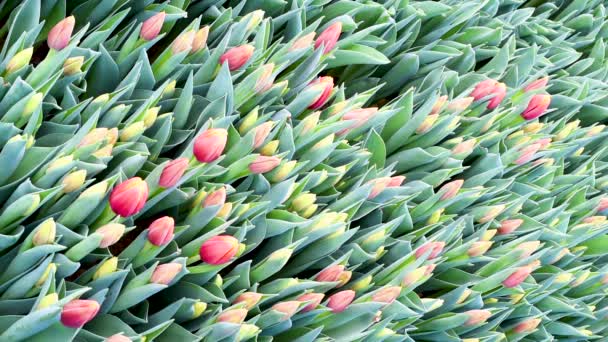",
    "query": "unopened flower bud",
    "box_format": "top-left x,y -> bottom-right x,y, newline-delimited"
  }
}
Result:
327,290 -> 355,313
192,301 -> 207,318
219,44 -> 255,71
468,241 -> 493,257
254,63 -> 275,93
96,223 -> 125,248
521,94 -> 551,120
438,179 -> 463,200
315,22 -> 342,54
498,219 -> 523,235
515,241 -> 540,259
171,30 -> 195,54
193,128 -> 228,163
290,32 -> 315,51
464,309 -> 492,326
447,97 -> 474,111
416,114 -> 438,134
159,158 -> 189,188
217,308 -> 247,323
415,241 -> 445,259
452,138 -> 476,155
93,257 -> 118,280
48,16 -> 75,50
199,235 -> 239,265
513,318 -> 541,333
60,299 -> 100,328
119,122 -> 146,142
143,107 -> 160,128
307,76 -> 334,110
371,286 -> 401,304
147,216 -> 175,246
6,48 -> 33,74
272,301 -> 300,320
234,292 -> 263,309
297,293 -> 325,312
63,56 -> 84,75
140,12 -> 165,41
191,26 -> 209,52
249,155 -> 281,174
150,263 -> 182,285
36,263 -> 56,286
524,77 -> 549,92
431,95 -> 448,114
37,293 -> 58,310
110,177 -> 148,217
33,218 -> 56,246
